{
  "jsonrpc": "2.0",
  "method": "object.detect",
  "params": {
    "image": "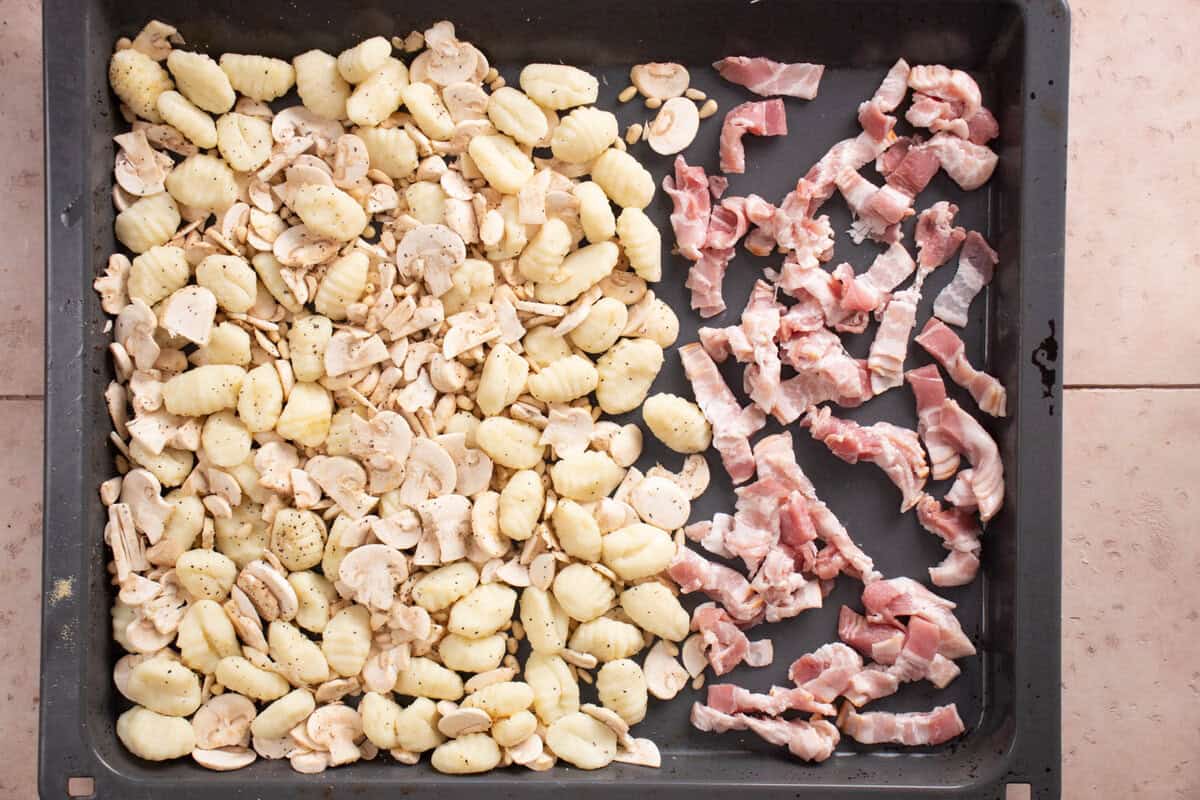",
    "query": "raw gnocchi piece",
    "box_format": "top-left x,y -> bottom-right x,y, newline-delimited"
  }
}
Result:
552,563 -> 615,622
643,392 -> 711,453
115,192 -> 180,254
522,326 -> 573,369
196,254 -> 257,313
289,570 -> 338,633
357,125 -> 418,179
176,599 -> 240,674
213,505 -> 269,567
215,655 -> 291,701
431,733 -> 502,774
441,258 -> 495,315
404,181 -> 447,225
591,148 -> 655,209
551,499 -> 602,562
321,605 -> 372,676
291,184 -> 368,241
195,321 -> 251,366
288,315 -> 333,382
237,363 -> 284,432
163,364 -> 245,417
126,656 -> 203,716
620,582 -> 689,641
602,523 -> 676,580
574,181 -> 617,243
596,658 -> 648,725
337,36 -> 392,83
110,48 -> 173,122
270,508 -> 327,571
216,112 -> 273,172
156,90 -> 217,149
462,681 -> 535,718
476,343 -> 528,416
467,134 -> 535,195
167,50 -> 235,113
274,381 -> 333,447
251,689 -> 315,739
313,251 -> 368,319
394,656 -> 464,701
551,106 -> 619,163
293,49 -> 351,120
567,616 -> 644,662
499,469 -> 544,541
524,652 -> 579,724
519,586 -> 570,654
252,253 -> 304,314
616,207 -> 662,282
533,241 -> 619,304
519,64 -> 599,110
517,217 -> 572,282
545,711 -> 617,769
527,355 -> 598,404
149,494 -> 205,566
268,620 -> 330,686
219,53 -> 295,102
439,633 -> 506,673
362,693 -> 445,752
550,451 -> 625,503
487,87 -> 549,146
630,298 -> 680,348
448,583 -> 518,639
412,561 -> 480,612
128,245 -> 189,307
117,706 -> 196,761
401,80 -> 454,139
474,417 -> 545,470
348,58 -> 410,127
175,548 -> 237,601
165,154 -> 238,214
491,710 -> 538,748
595,337 -> 663,415
568,297 -> 628,354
